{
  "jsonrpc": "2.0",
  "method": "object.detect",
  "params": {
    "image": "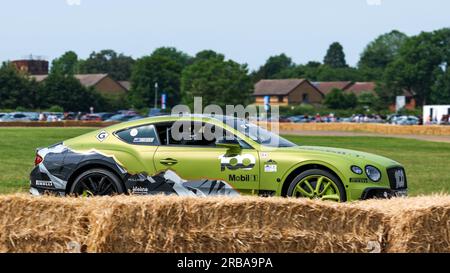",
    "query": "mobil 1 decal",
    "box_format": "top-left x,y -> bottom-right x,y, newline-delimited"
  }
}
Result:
219,154 -> 256,171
